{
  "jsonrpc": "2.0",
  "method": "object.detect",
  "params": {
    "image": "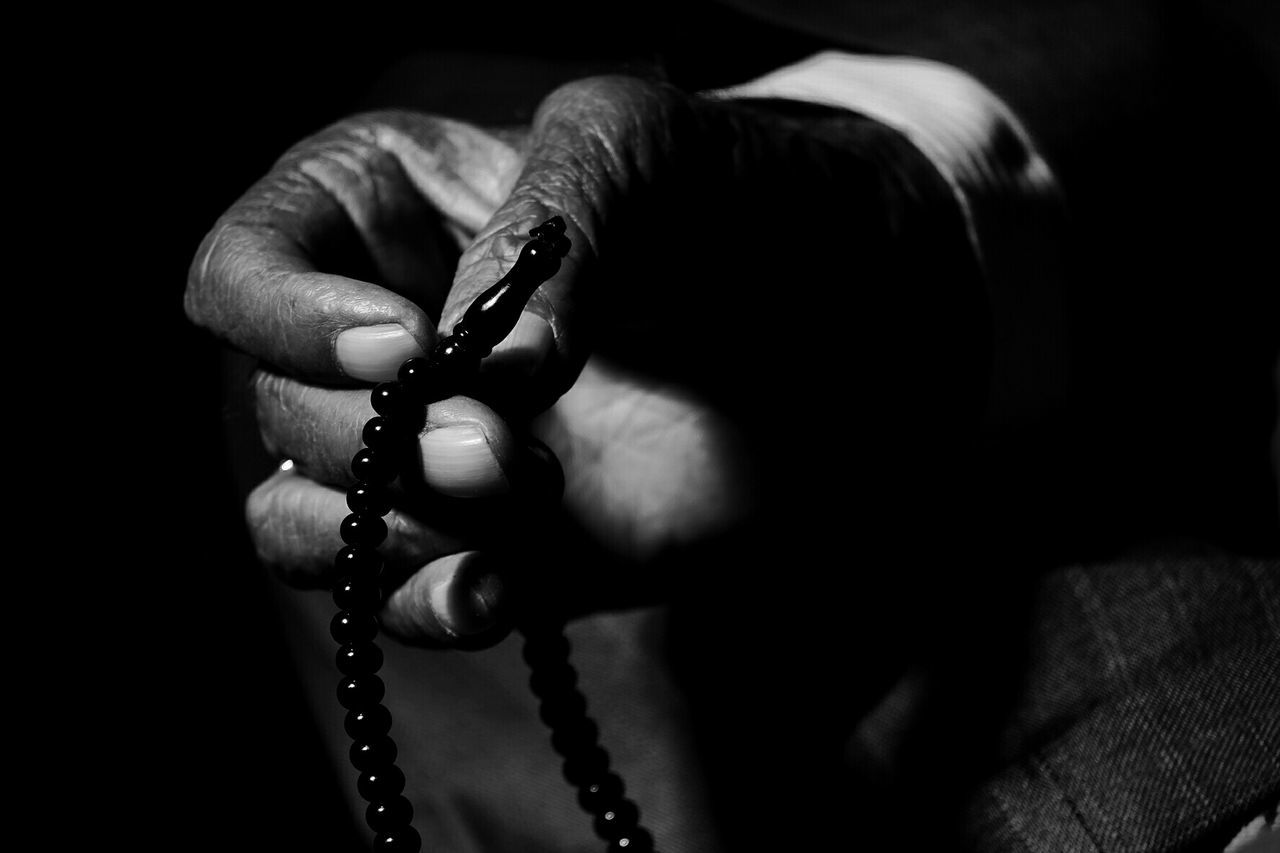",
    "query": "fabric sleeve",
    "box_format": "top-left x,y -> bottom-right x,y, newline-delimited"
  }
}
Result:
709,50 -> 1070,430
